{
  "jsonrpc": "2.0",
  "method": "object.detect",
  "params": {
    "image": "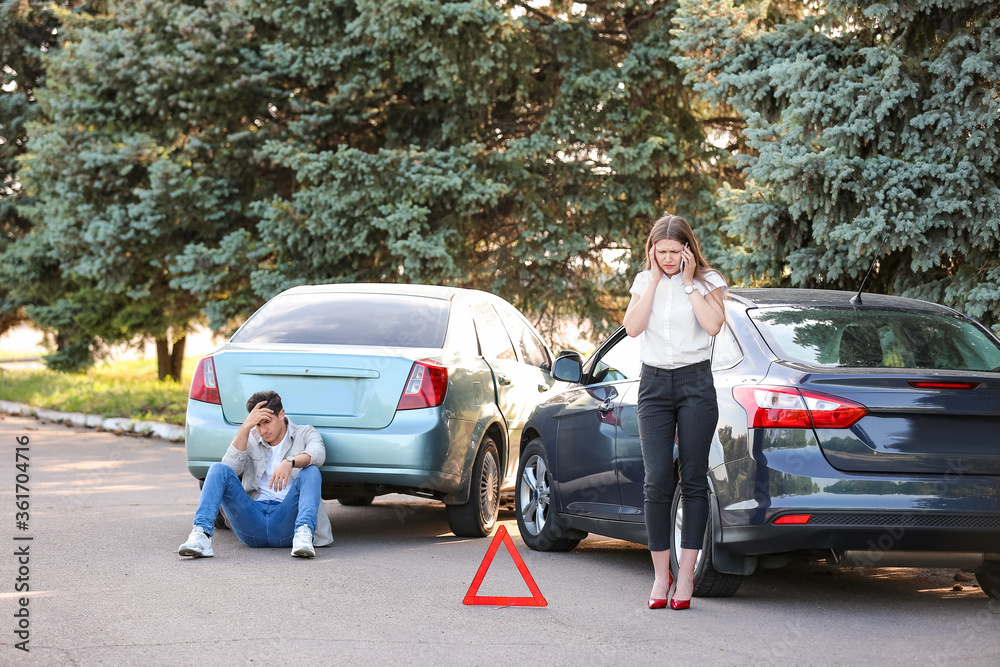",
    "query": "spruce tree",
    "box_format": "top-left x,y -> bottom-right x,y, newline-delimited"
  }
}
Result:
674,0 -> 1000,329
0,1 -> 92,337
8,0 -> 730,361
9,0 -> 280,374
181,0 -> 729,336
